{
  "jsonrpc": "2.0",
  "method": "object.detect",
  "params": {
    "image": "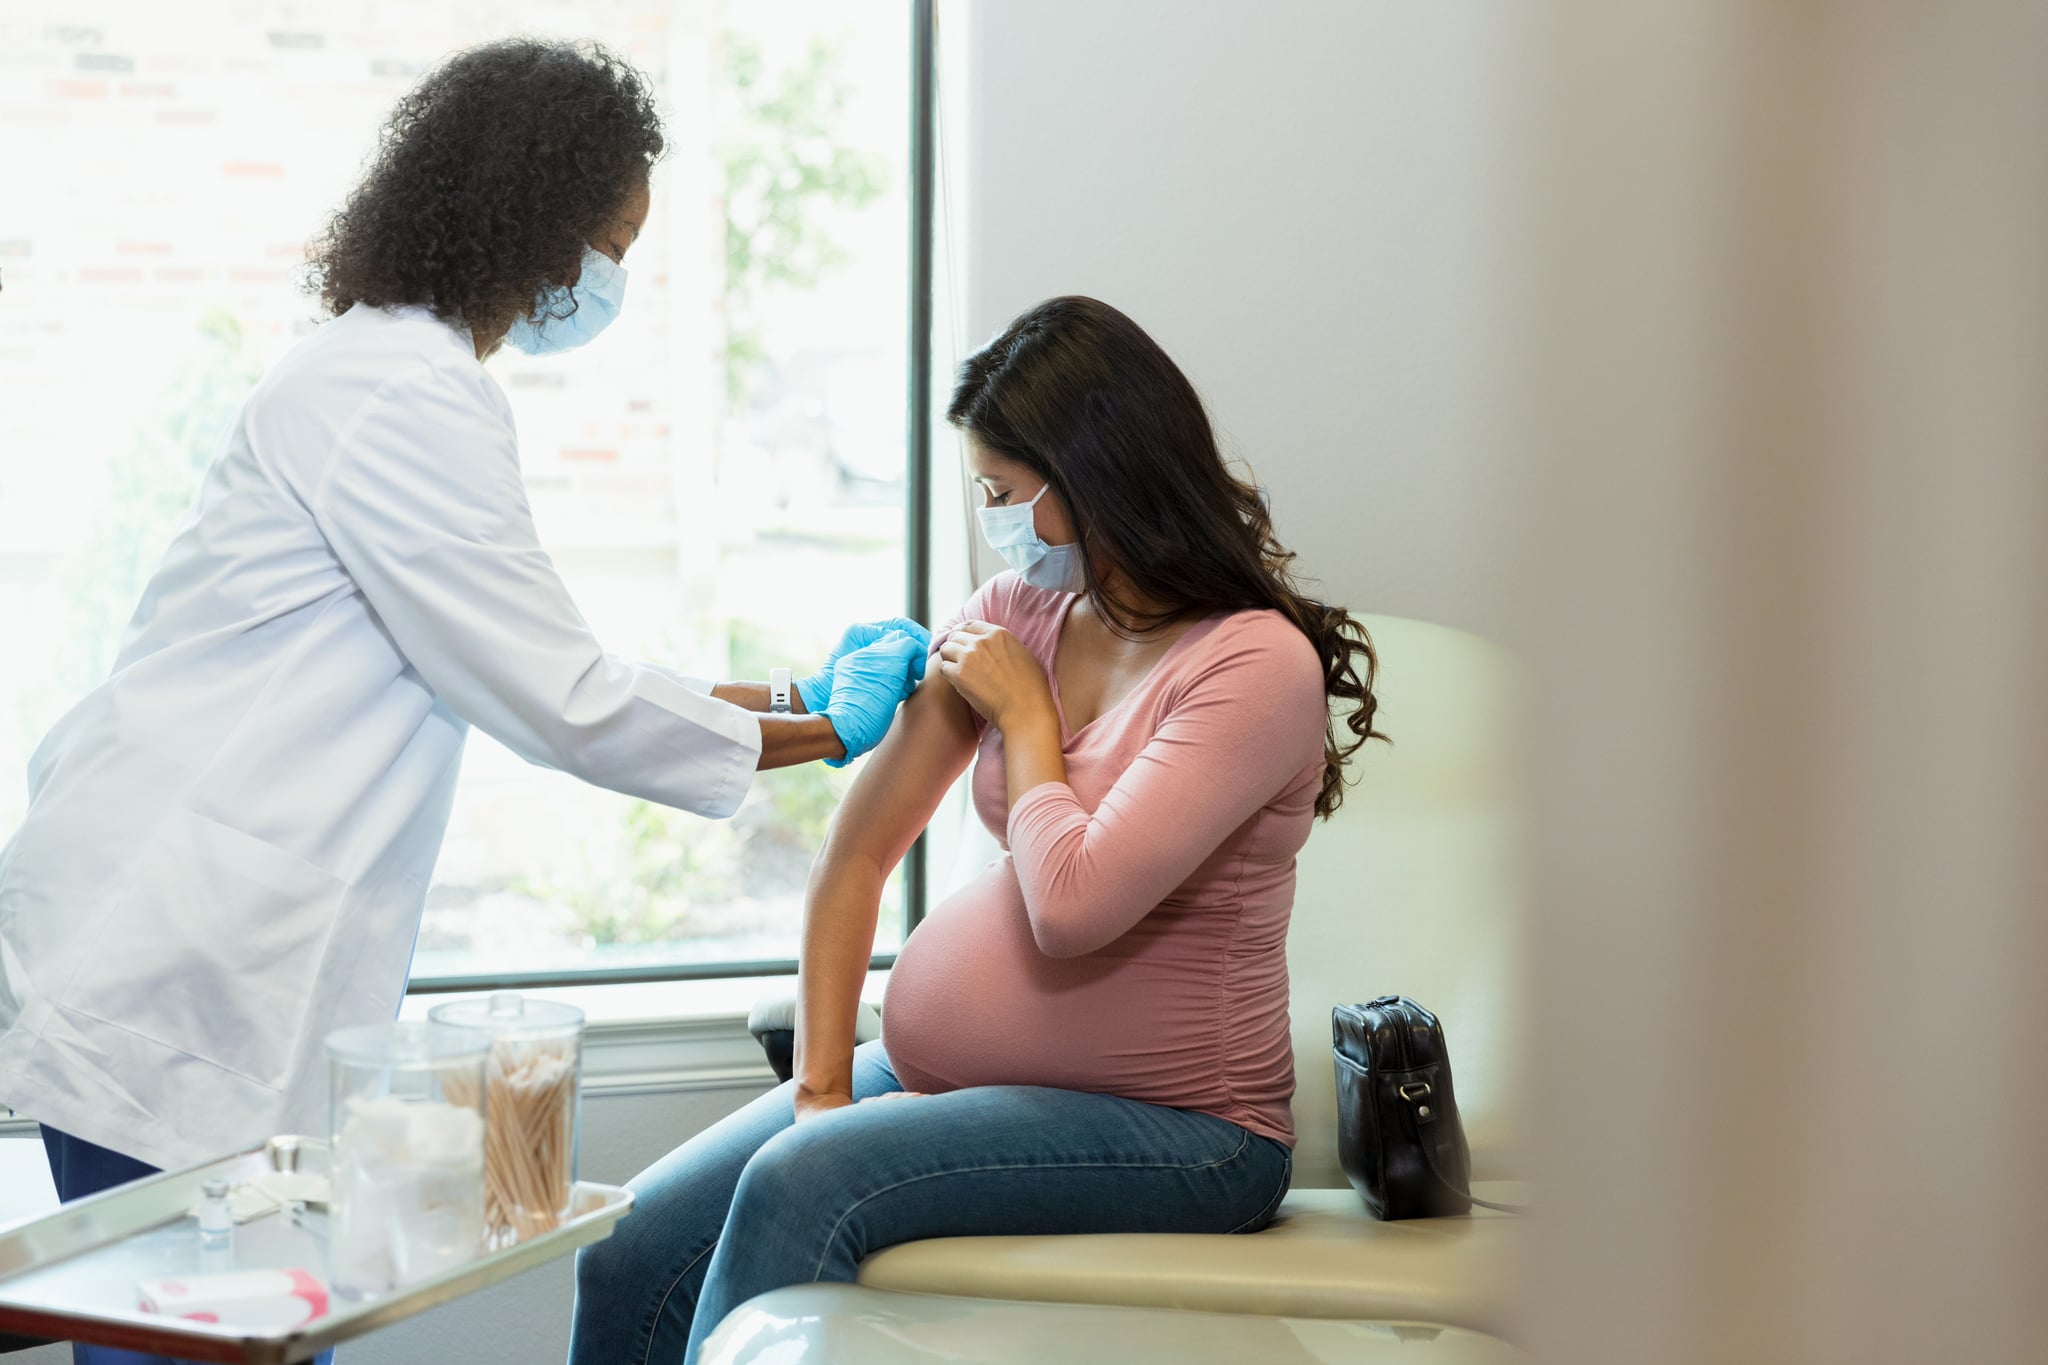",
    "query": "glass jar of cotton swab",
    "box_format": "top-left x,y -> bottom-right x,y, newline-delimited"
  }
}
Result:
427,992 -> 585,1247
